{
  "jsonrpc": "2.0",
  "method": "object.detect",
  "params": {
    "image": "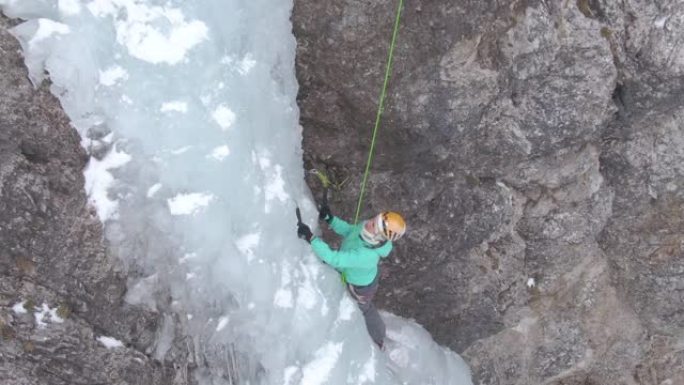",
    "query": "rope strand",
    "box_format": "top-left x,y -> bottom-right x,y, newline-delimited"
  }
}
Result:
353,0 -> 404,224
